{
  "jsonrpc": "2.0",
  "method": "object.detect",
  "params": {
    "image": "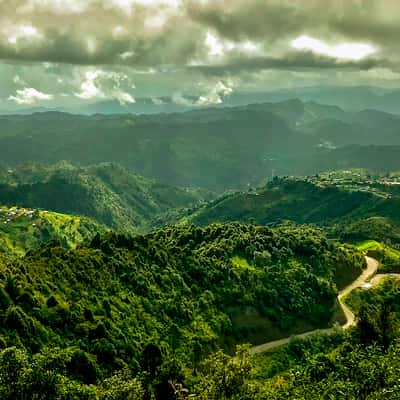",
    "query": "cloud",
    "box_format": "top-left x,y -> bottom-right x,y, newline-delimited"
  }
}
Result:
75,69 -> 135,104
75,70 -> 104,100
197,80 -> 234,105
188,51 -> 383,76
291,35 -> 376,61
172,92 -> 193,106
1,0 -> 400,108
8,87 -> 53,104
152,97 -> 165,105
0,0 -> 395,73
204,31 -> 261,59
5,24 -> 43,44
